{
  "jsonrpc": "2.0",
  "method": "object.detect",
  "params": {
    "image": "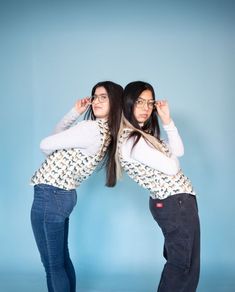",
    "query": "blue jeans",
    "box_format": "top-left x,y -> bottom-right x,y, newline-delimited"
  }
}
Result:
31,184 -> 77,292
149,193 -> 200,292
